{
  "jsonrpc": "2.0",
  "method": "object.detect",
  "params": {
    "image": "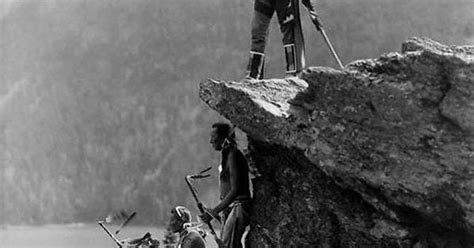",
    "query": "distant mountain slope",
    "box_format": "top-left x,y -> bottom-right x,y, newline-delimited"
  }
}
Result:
1,0 -> 472,225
